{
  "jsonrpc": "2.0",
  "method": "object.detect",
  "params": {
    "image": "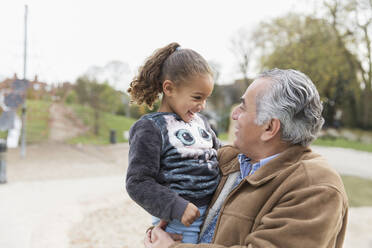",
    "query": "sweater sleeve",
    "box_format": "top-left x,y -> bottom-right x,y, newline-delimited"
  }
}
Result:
125,118 -> 189,222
